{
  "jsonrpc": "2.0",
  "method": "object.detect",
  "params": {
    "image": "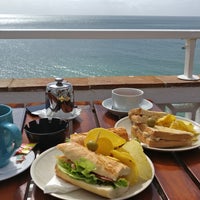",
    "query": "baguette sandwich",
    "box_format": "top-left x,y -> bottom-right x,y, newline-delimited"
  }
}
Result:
55,142 -> 131,198
129,108 -> 198,148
